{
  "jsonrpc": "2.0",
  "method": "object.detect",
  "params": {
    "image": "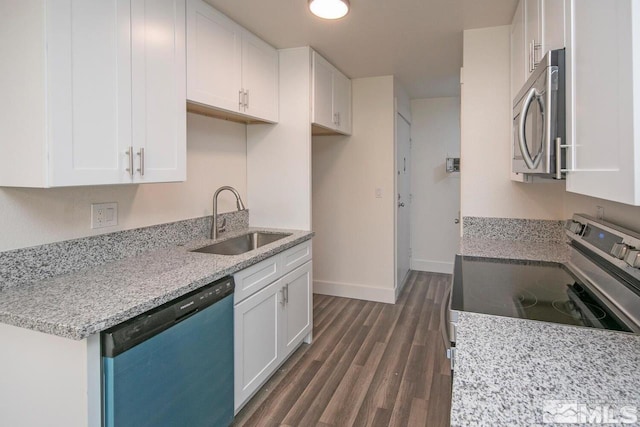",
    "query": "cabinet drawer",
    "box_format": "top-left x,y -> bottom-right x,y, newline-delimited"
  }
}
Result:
280,240 -> 312,276
233,256 -> 280,303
